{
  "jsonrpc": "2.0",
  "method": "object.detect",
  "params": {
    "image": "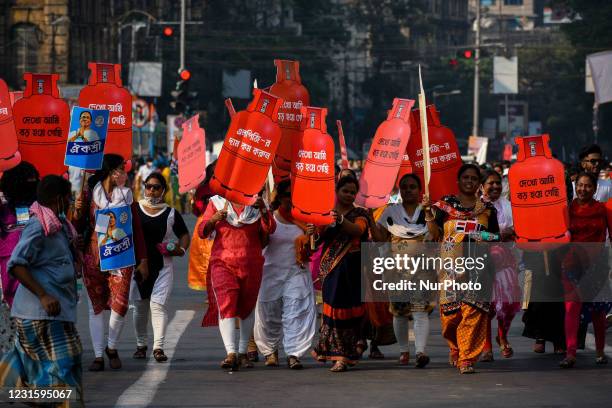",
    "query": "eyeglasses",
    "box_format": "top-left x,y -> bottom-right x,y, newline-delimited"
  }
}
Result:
582,159 -> 605,165
145,184 -> 162,191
